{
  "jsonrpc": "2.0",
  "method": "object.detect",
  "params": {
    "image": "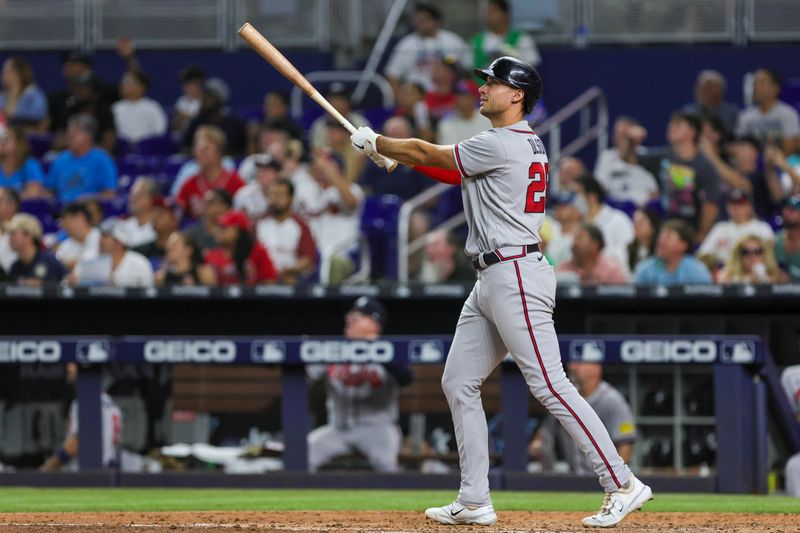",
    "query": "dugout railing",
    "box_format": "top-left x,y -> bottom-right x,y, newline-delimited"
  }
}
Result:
1,333 -> 794,494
